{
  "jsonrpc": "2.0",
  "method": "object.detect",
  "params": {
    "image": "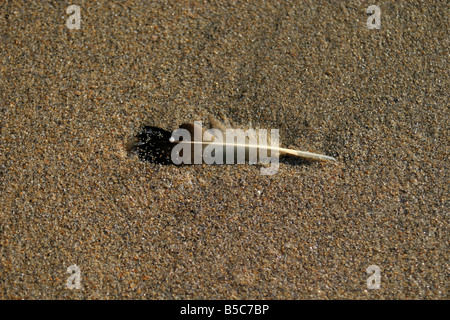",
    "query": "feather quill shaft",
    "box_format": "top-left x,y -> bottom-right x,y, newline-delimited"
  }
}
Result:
174,141 -> 336,162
